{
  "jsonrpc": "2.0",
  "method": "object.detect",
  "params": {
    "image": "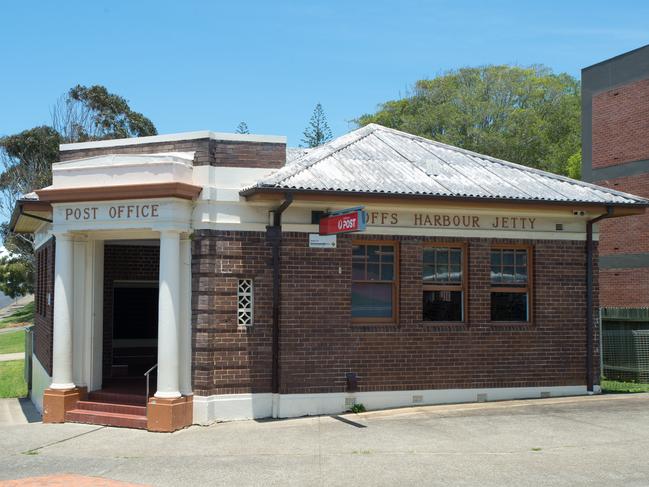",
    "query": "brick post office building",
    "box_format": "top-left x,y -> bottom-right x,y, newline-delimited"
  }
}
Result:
11,123 -> 648,431
582,44 -> 649,337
